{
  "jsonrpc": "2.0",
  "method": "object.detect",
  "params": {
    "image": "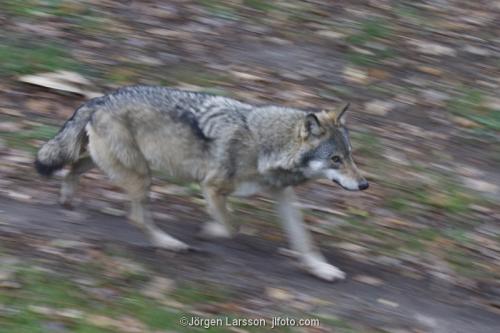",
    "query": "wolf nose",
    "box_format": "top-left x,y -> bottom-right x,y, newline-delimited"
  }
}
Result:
358,180 -> 369,191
